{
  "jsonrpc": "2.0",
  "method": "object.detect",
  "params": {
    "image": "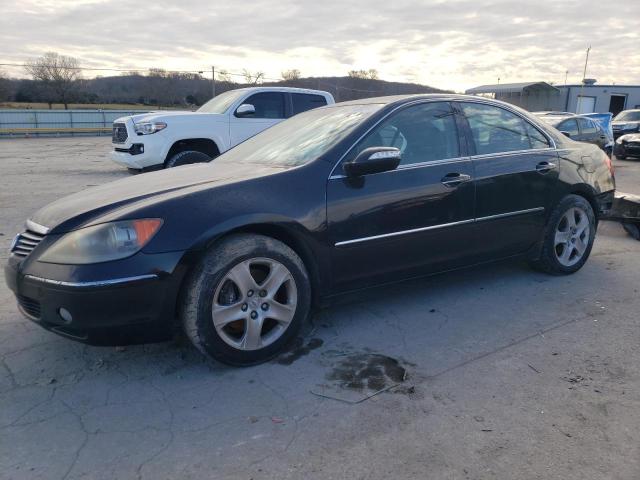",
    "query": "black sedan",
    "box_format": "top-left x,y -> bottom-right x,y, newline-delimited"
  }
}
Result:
5,95 -> 616,365
535,113 -> 610,153
614,133 -> 640,159
612,109 -> 640,139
